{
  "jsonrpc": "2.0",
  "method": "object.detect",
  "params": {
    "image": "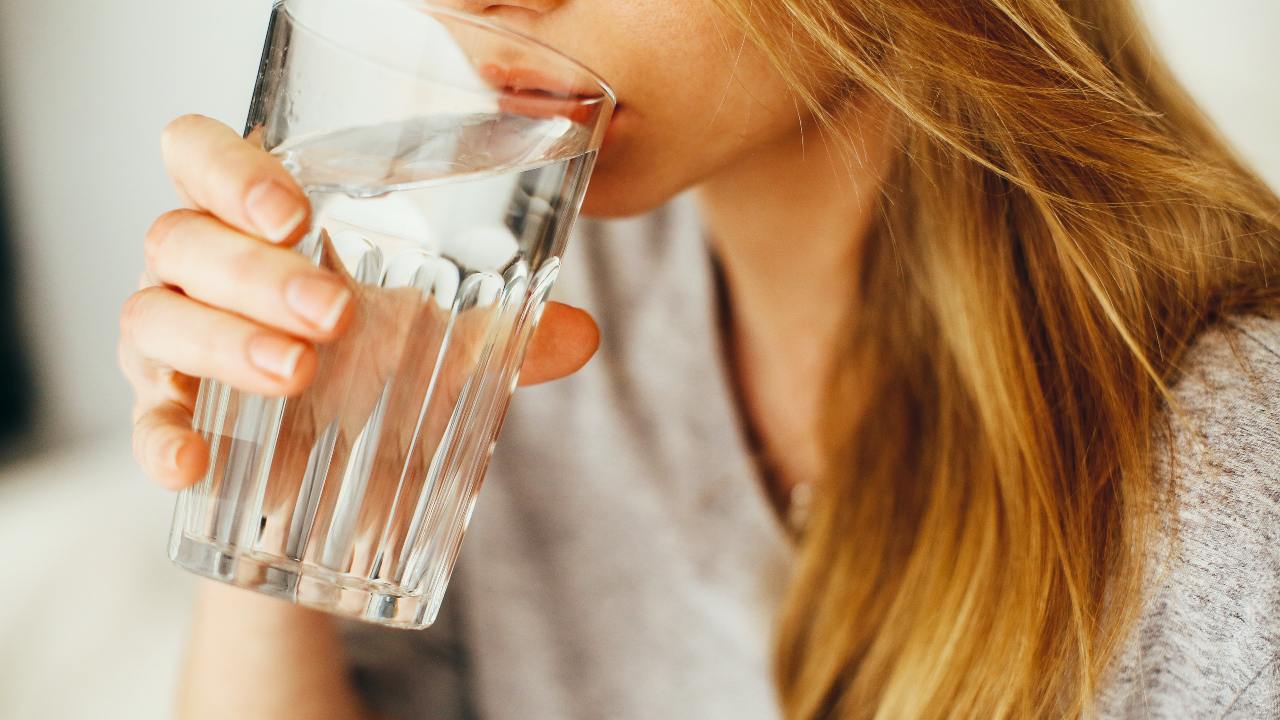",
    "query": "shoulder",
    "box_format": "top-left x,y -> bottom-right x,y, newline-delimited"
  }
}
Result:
1097,314 -> 1280,718
1168,313 -> 1280,457
1161,315 -> 1280,567
1162,314 -> 1280,534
